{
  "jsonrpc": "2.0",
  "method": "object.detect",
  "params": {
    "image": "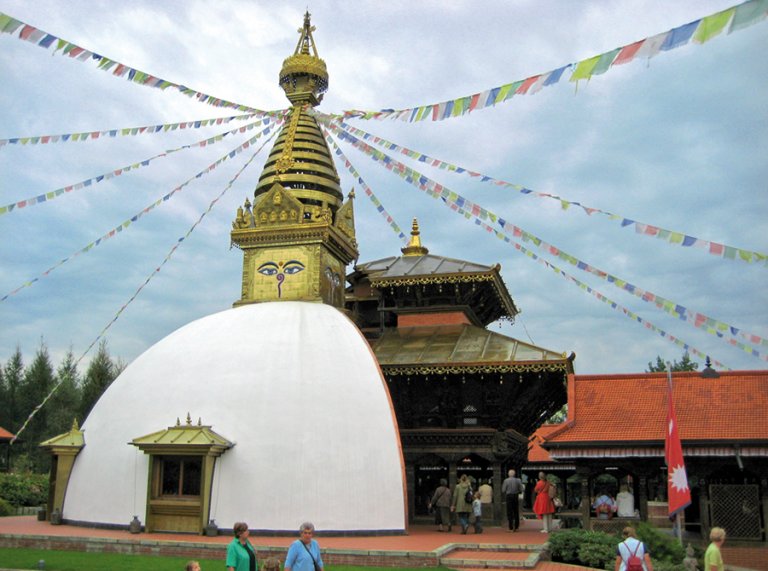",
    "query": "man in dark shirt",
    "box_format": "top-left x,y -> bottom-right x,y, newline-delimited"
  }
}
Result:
501,469 -> 524,531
